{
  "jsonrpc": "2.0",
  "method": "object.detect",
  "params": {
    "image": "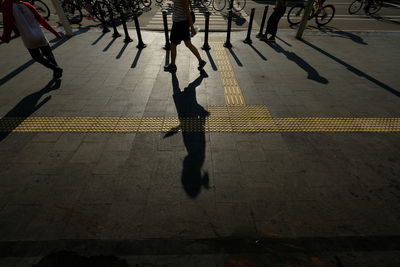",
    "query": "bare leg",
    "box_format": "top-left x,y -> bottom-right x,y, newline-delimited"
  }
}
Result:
171,43 -> 177,65
184,40 -> 202,62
